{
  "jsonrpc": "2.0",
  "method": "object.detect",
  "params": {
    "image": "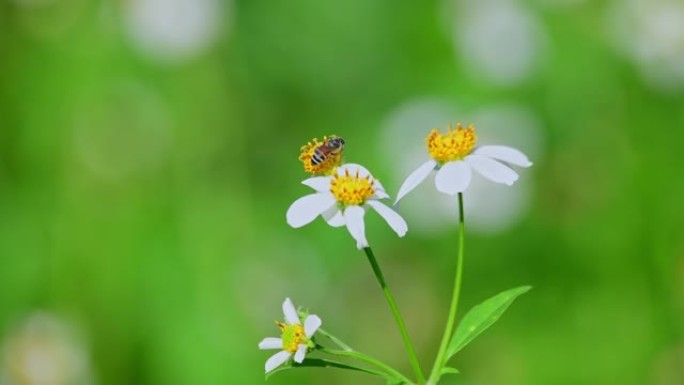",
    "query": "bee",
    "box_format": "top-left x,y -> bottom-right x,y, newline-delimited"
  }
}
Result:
311,136 -> 345,166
